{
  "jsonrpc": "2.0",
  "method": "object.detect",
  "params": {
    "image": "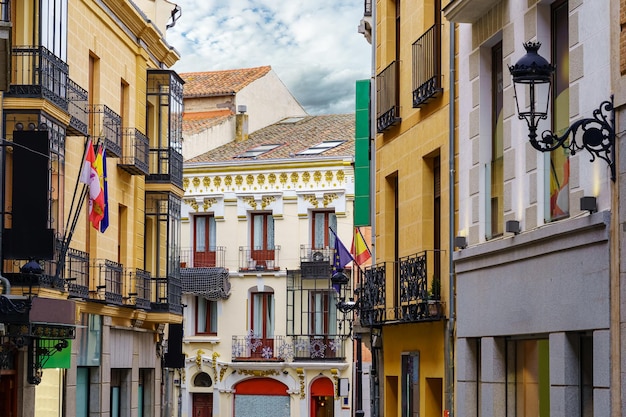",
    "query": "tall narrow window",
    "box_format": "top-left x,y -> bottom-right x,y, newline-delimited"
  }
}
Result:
194,215 -> 216,267
251,292 -> 274,342
549,0 -> 570,220
310,291 -> 337,335
196,296 -> 218,335
312,211 -> 337,249
490,42 -> 504,237
401,352 -> 420,417
251,212 -> 274,268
